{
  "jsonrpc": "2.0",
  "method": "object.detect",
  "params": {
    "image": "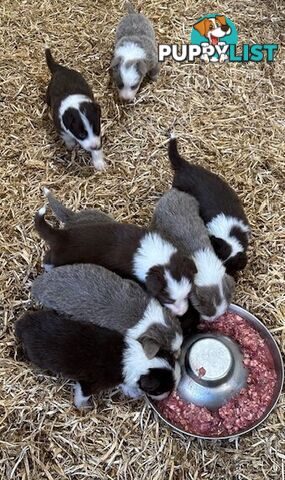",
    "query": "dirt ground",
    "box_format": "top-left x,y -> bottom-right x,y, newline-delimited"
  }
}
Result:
0,0 -> 284,479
